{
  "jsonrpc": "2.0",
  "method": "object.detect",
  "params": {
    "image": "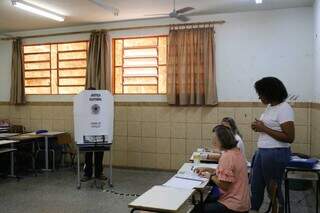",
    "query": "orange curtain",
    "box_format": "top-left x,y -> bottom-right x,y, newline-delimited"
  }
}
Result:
167,27 -> 217,106
85,31 -> 111,90
10,38 -> 26,105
